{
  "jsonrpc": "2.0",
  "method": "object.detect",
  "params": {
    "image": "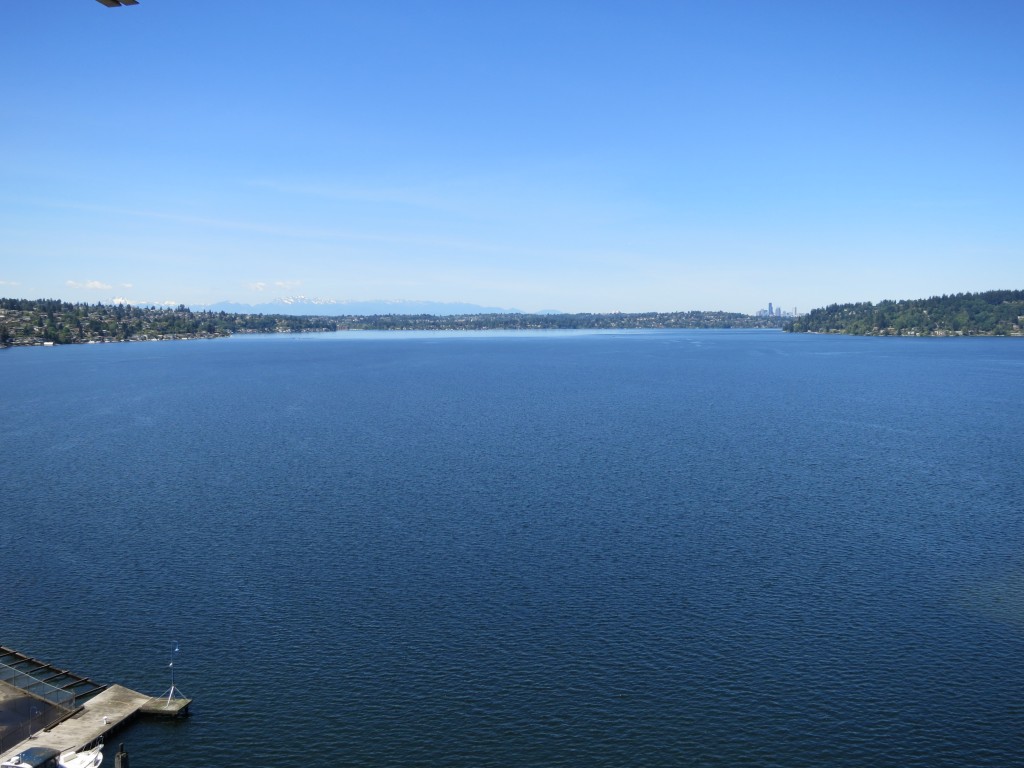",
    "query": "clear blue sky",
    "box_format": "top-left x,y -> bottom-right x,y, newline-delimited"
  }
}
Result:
2,1 -> 1022,313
